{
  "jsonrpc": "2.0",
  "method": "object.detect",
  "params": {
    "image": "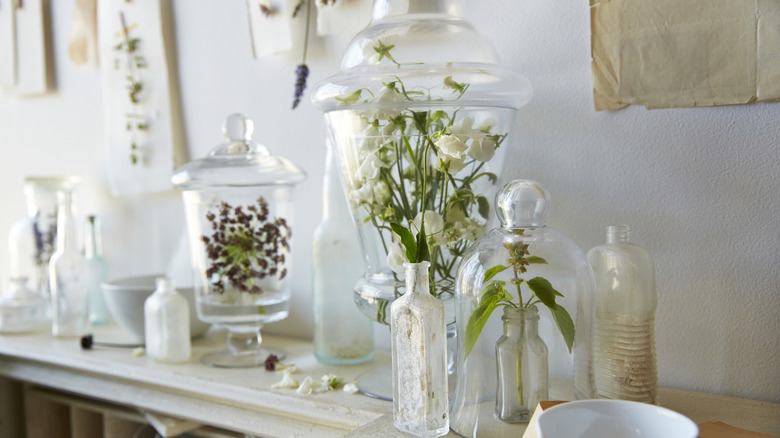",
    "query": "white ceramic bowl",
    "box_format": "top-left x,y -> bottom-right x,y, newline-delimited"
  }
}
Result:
101,274 -> 211,341
536,399 -> 698,438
